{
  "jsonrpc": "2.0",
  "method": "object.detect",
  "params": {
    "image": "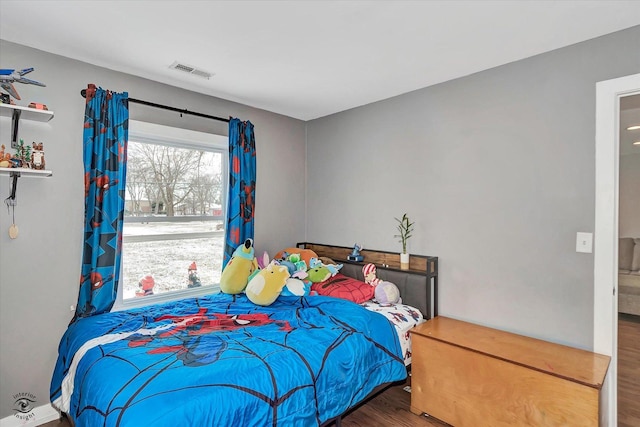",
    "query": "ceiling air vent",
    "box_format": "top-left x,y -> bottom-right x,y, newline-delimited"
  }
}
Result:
169,61 -> 214,79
